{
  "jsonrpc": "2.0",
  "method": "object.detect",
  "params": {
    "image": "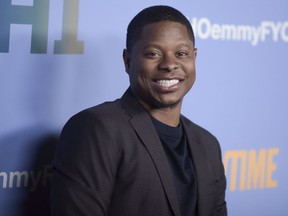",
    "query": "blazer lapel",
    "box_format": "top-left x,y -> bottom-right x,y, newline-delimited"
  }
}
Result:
121,89 -> 181,216
182,117 -> 208,180
131,115 -> 181,216
181,116 -> 209,216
